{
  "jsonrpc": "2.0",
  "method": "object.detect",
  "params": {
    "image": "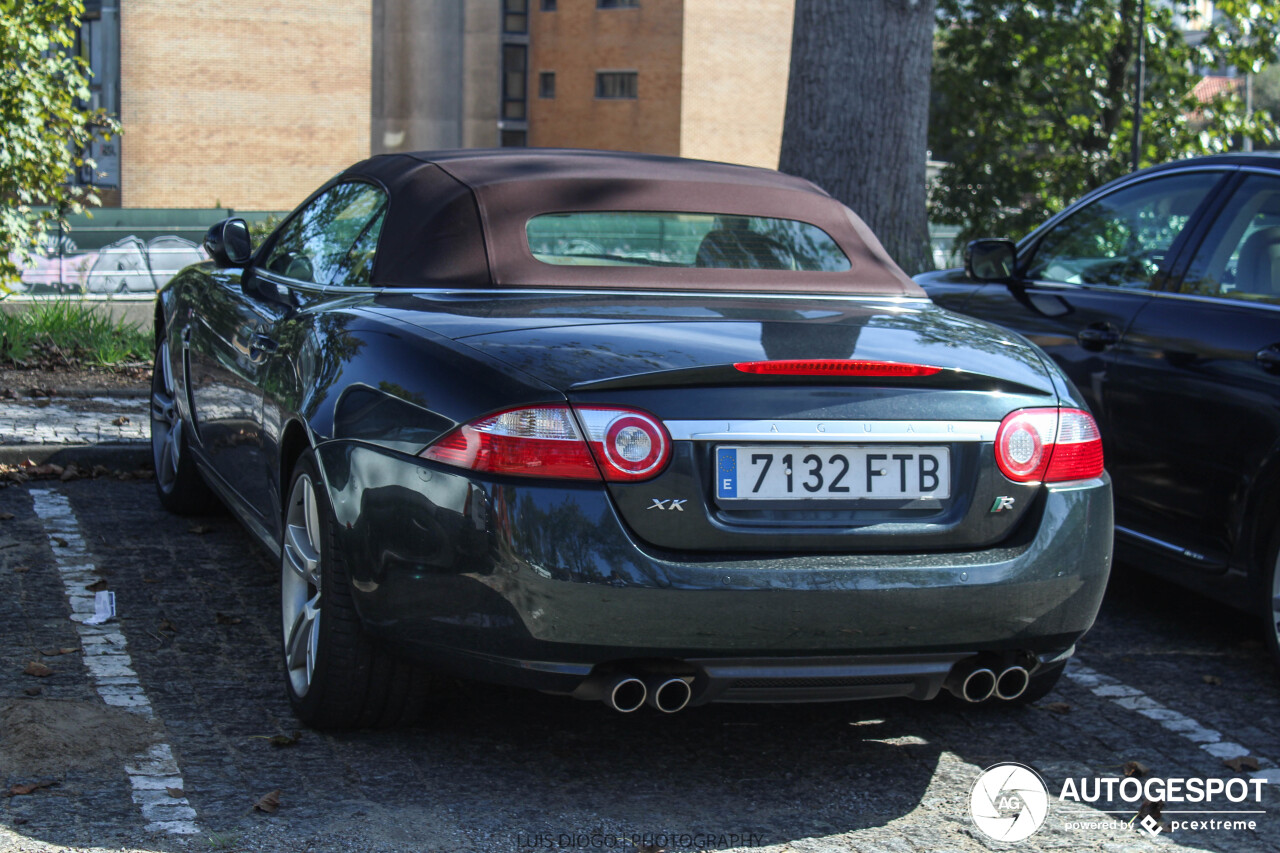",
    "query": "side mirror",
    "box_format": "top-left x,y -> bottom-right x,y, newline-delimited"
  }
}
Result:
203,218 -> 253,267
964,239 -> 1017,282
